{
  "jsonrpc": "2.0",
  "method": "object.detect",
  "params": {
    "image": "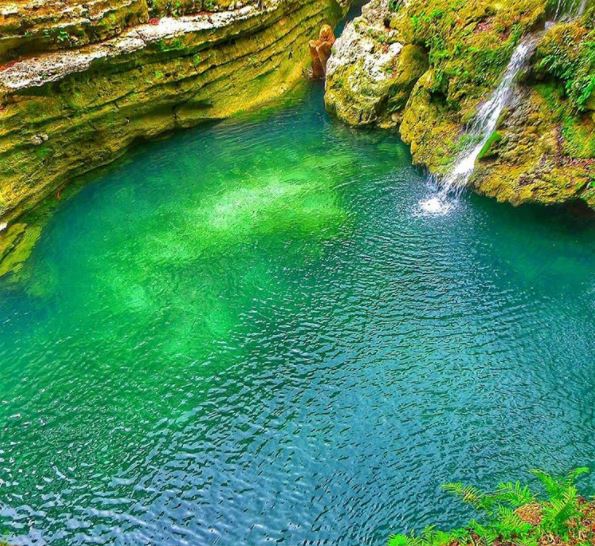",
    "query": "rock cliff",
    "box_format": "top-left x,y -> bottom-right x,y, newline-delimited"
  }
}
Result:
0,0 -> 348,276
325,0 -> 594,209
